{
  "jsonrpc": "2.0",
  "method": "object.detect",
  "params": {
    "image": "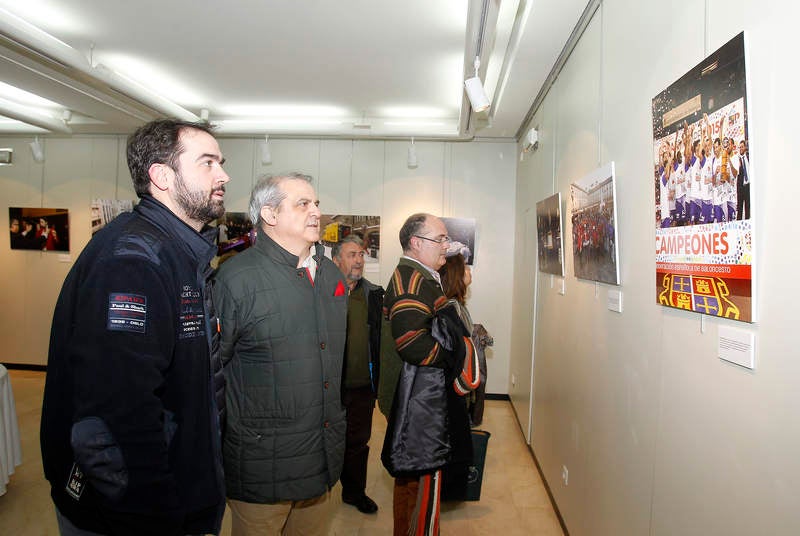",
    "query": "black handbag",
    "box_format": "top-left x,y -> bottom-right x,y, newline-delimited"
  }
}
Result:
381,361 -> 450,477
